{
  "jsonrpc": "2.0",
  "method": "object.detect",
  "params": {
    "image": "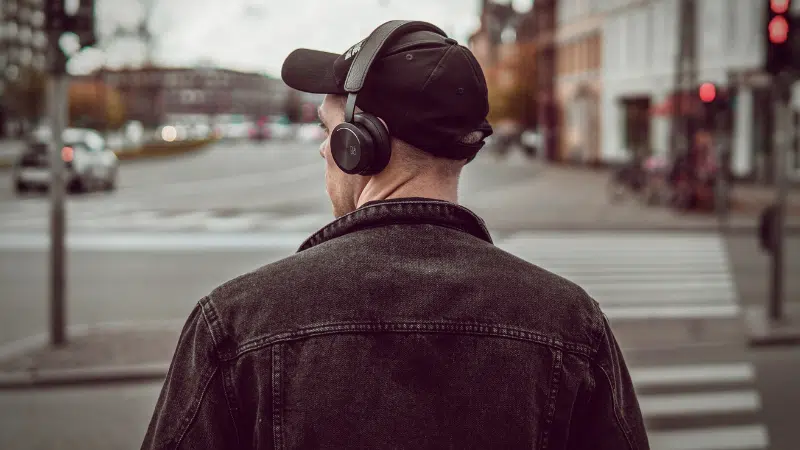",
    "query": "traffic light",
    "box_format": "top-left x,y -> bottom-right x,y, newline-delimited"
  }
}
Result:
764,0 -> 799,74
698,83 -> 730,130
699,83 -> 716,103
